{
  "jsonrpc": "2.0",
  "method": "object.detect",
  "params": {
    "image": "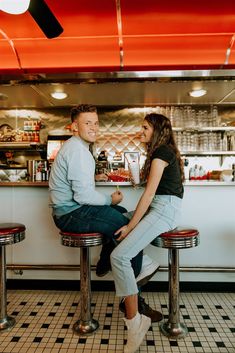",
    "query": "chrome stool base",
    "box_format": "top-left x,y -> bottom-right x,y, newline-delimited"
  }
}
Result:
0,223 -> 26,332
60,231 -> 103,336
73,318 -> 99,335
0,316 -> 16,331
154,227 -> 199,340
160,321 -> 188,339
